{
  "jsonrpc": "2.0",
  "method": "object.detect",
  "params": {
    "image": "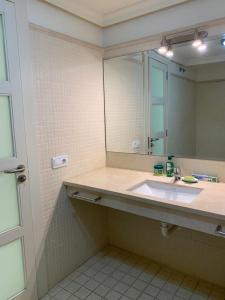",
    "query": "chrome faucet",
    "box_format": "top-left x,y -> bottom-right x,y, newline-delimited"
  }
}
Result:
174,167 -> 181,182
